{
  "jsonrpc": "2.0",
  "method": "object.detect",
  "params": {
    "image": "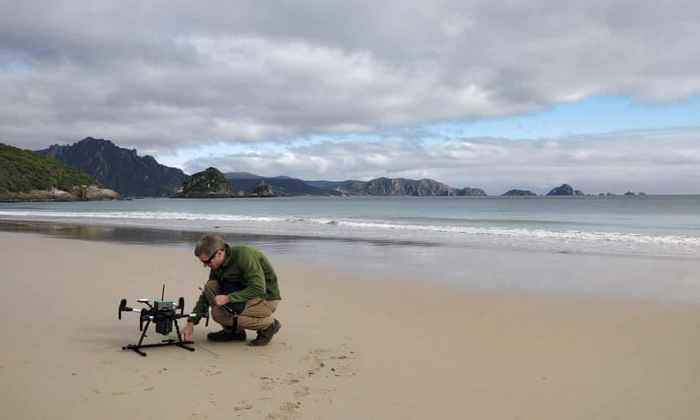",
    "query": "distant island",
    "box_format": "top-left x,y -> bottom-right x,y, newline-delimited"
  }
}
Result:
175,167 -> 276,198
546,184 -> 584,196
502,189 -> 537,197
